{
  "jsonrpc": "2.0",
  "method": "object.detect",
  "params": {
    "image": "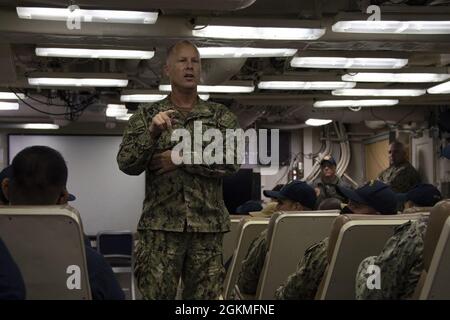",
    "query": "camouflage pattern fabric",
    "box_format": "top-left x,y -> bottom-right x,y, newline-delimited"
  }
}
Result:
236,229 -> 268,295
378,162 -> 421,193
275,238 -> 329,300
312,176 -> 351,207
355,216 -> 428,300
117,97 -> 240,233
134,229 -> 225,300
